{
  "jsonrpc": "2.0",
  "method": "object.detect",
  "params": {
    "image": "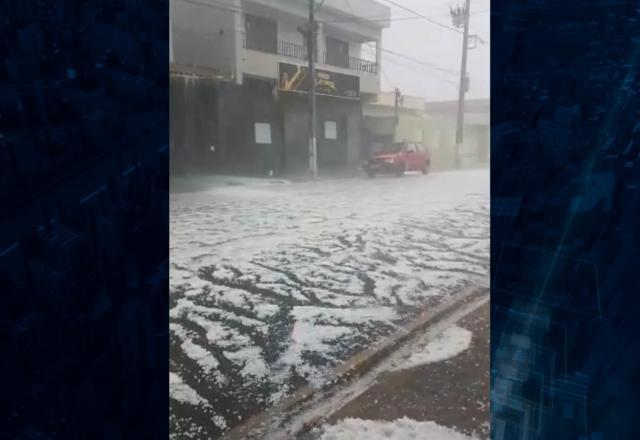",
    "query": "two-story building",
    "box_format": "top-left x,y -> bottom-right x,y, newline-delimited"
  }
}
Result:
170,0 -> 390,176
